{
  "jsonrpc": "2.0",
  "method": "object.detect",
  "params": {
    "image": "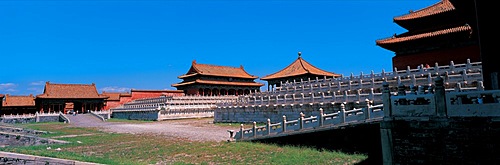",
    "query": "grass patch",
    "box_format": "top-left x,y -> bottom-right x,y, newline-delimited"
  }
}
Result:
1,122 -> 367,165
